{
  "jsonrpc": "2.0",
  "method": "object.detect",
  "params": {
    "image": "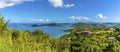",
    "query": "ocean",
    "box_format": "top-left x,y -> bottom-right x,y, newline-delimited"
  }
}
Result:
8,23 -> 72,37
